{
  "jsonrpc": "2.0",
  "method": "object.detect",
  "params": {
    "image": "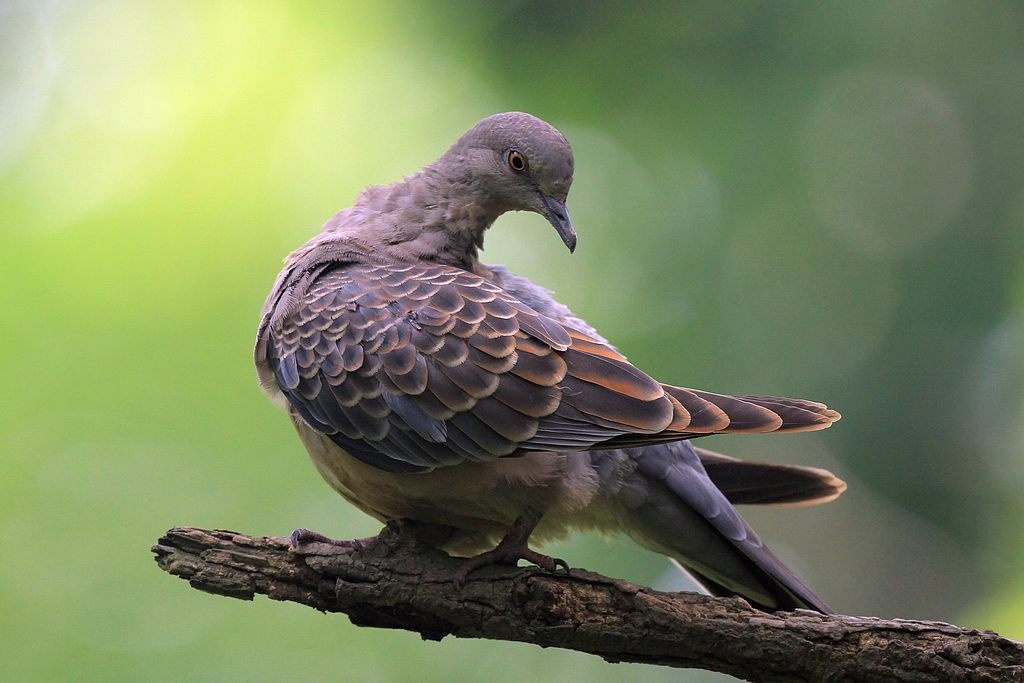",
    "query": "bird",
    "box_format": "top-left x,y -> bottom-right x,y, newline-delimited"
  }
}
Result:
254,112 -> 845,613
